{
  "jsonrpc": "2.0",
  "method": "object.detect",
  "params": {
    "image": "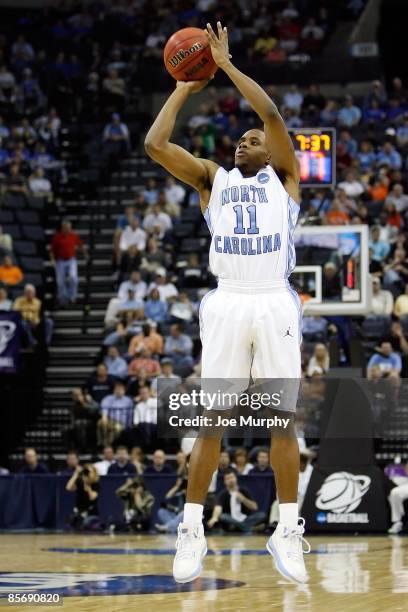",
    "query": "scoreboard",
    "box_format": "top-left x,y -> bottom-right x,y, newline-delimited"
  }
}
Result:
289,128 -> 336,188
